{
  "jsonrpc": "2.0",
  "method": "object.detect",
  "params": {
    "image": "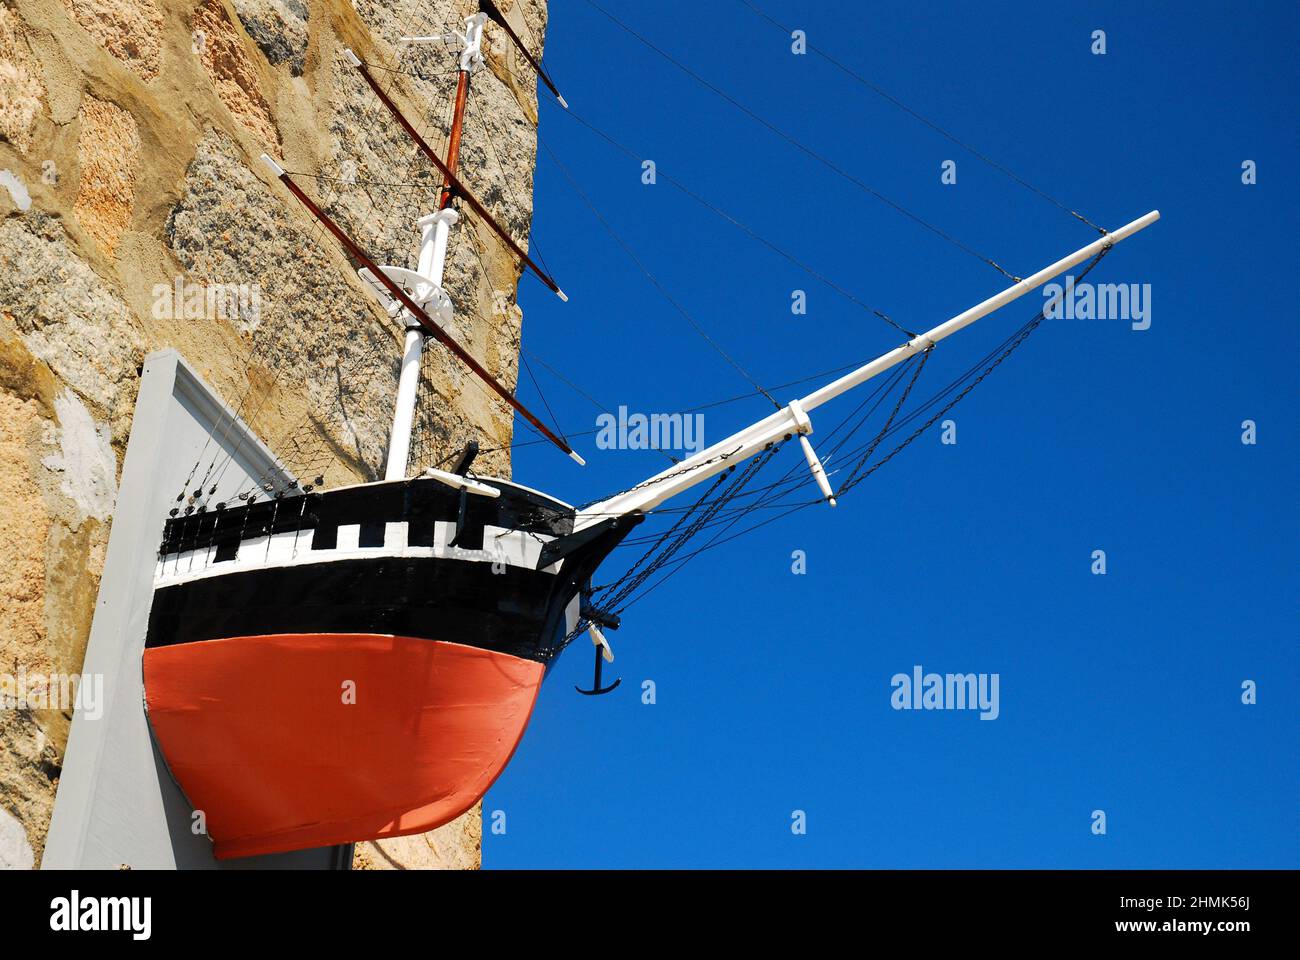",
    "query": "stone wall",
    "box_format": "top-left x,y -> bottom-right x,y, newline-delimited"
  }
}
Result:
0,0 -> 550,869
